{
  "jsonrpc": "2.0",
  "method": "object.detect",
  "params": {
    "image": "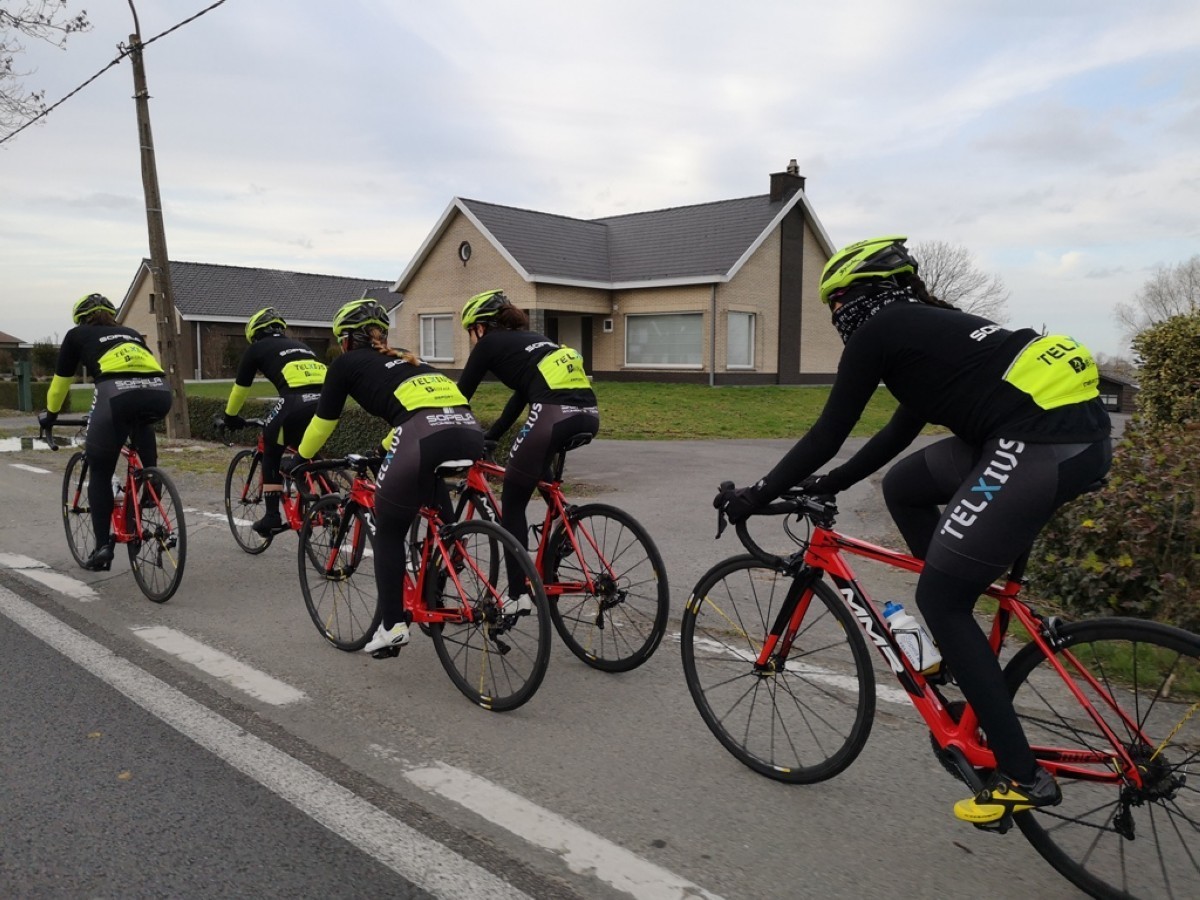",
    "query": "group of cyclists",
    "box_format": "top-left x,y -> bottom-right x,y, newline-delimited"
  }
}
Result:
41,235 -> 1111,830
